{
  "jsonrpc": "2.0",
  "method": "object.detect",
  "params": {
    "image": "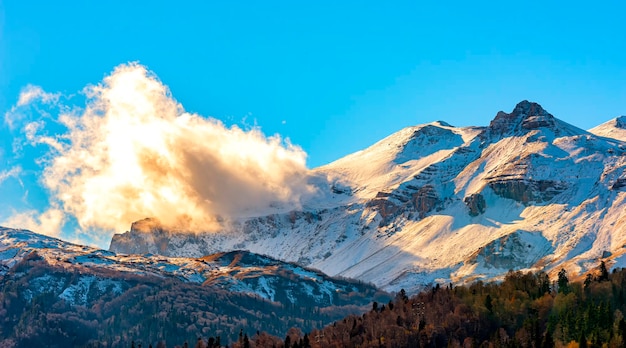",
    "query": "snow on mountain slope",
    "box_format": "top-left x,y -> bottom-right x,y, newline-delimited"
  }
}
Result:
0,226 -> 382,307
589,116 -> 626,142
110,101 -> 626,295
311,121 -> 483,202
